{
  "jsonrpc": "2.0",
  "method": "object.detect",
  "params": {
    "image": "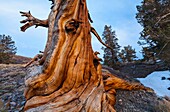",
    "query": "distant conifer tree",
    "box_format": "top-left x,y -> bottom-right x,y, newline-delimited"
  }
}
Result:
101,25 -> 120,68
119,45 -> 137,63
0,34 -> 17,63
141,47 -> 156,63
